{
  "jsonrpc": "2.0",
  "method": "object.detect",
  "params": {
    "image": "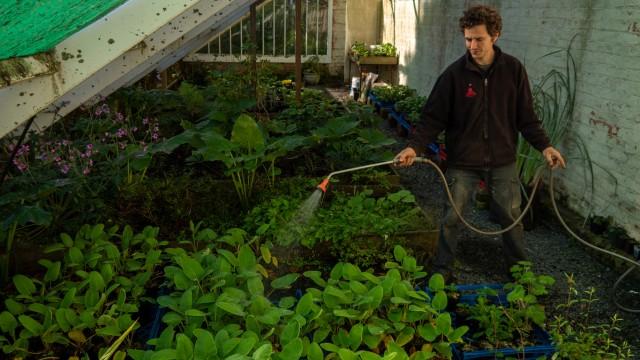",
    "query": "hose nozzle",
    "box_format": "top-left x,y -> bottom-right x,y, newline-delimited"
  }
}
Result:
317,178 -> 330,193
